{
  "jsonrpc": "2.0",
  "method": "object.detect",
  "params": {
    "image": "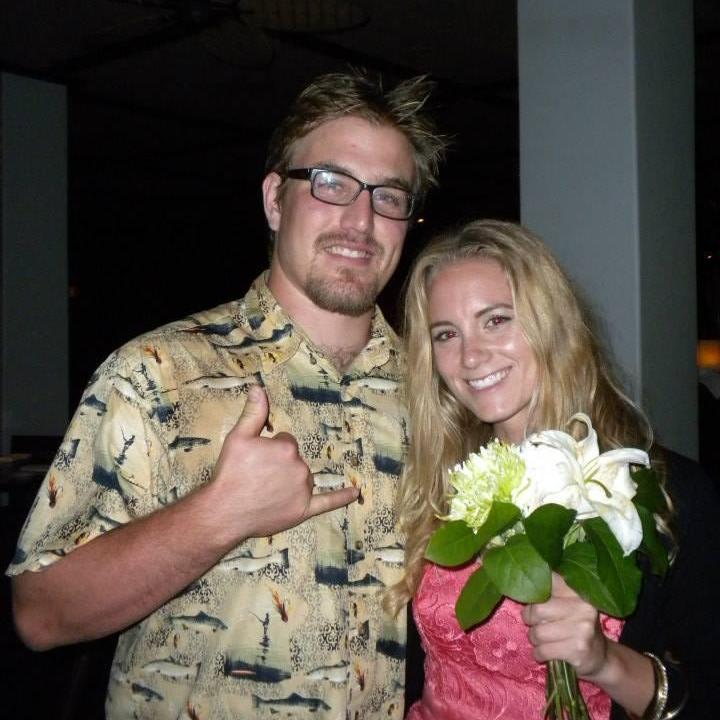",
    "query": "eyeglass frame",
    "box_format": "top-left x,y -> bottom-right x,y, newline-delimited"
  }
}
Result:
283,167 -> 418,221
